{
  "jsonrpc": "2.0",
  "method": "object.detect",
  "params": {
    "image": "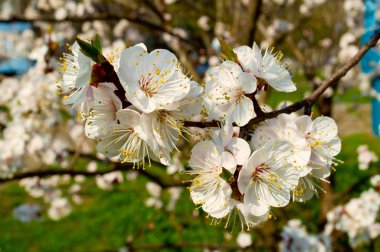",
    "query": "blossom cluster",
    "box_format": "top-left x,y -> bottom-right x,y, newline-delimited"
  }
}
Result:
188,113 -> 341,229
357,144 -> 379,170
326,186 -> 380,248
58,37 -> 342,229
280,219 -> 331,252
0,56 -> 93,178
19,175 -> 82,220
